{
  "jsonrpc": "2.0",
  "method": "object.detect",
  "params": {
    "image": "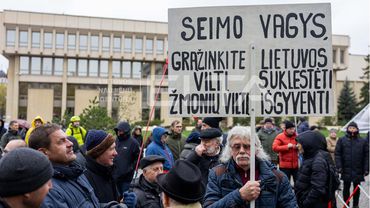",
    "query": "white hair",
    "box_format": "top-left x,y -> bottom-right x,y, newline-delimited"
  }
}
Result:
219,126 -> 270,163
